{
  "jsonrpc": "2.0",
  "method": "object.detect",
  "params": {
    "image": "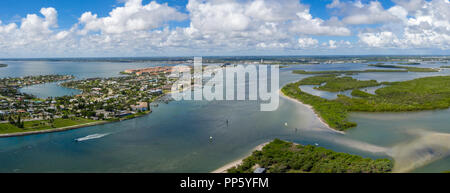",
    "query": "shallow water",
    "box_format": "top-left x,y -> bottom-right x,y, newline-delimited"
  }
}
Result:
299,85 -> 352,100
0,60 -> 449,172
